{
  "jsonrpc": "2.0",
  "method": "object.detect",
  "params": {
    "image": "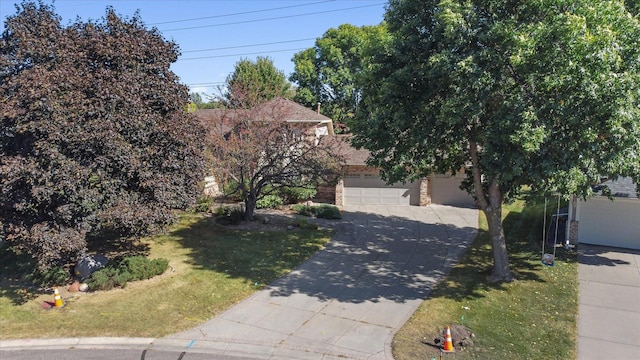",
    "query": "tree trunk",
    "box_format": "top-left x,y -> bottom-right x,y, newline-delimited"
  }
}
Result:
484,207 -> 513,282
244,196 -> 256,221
